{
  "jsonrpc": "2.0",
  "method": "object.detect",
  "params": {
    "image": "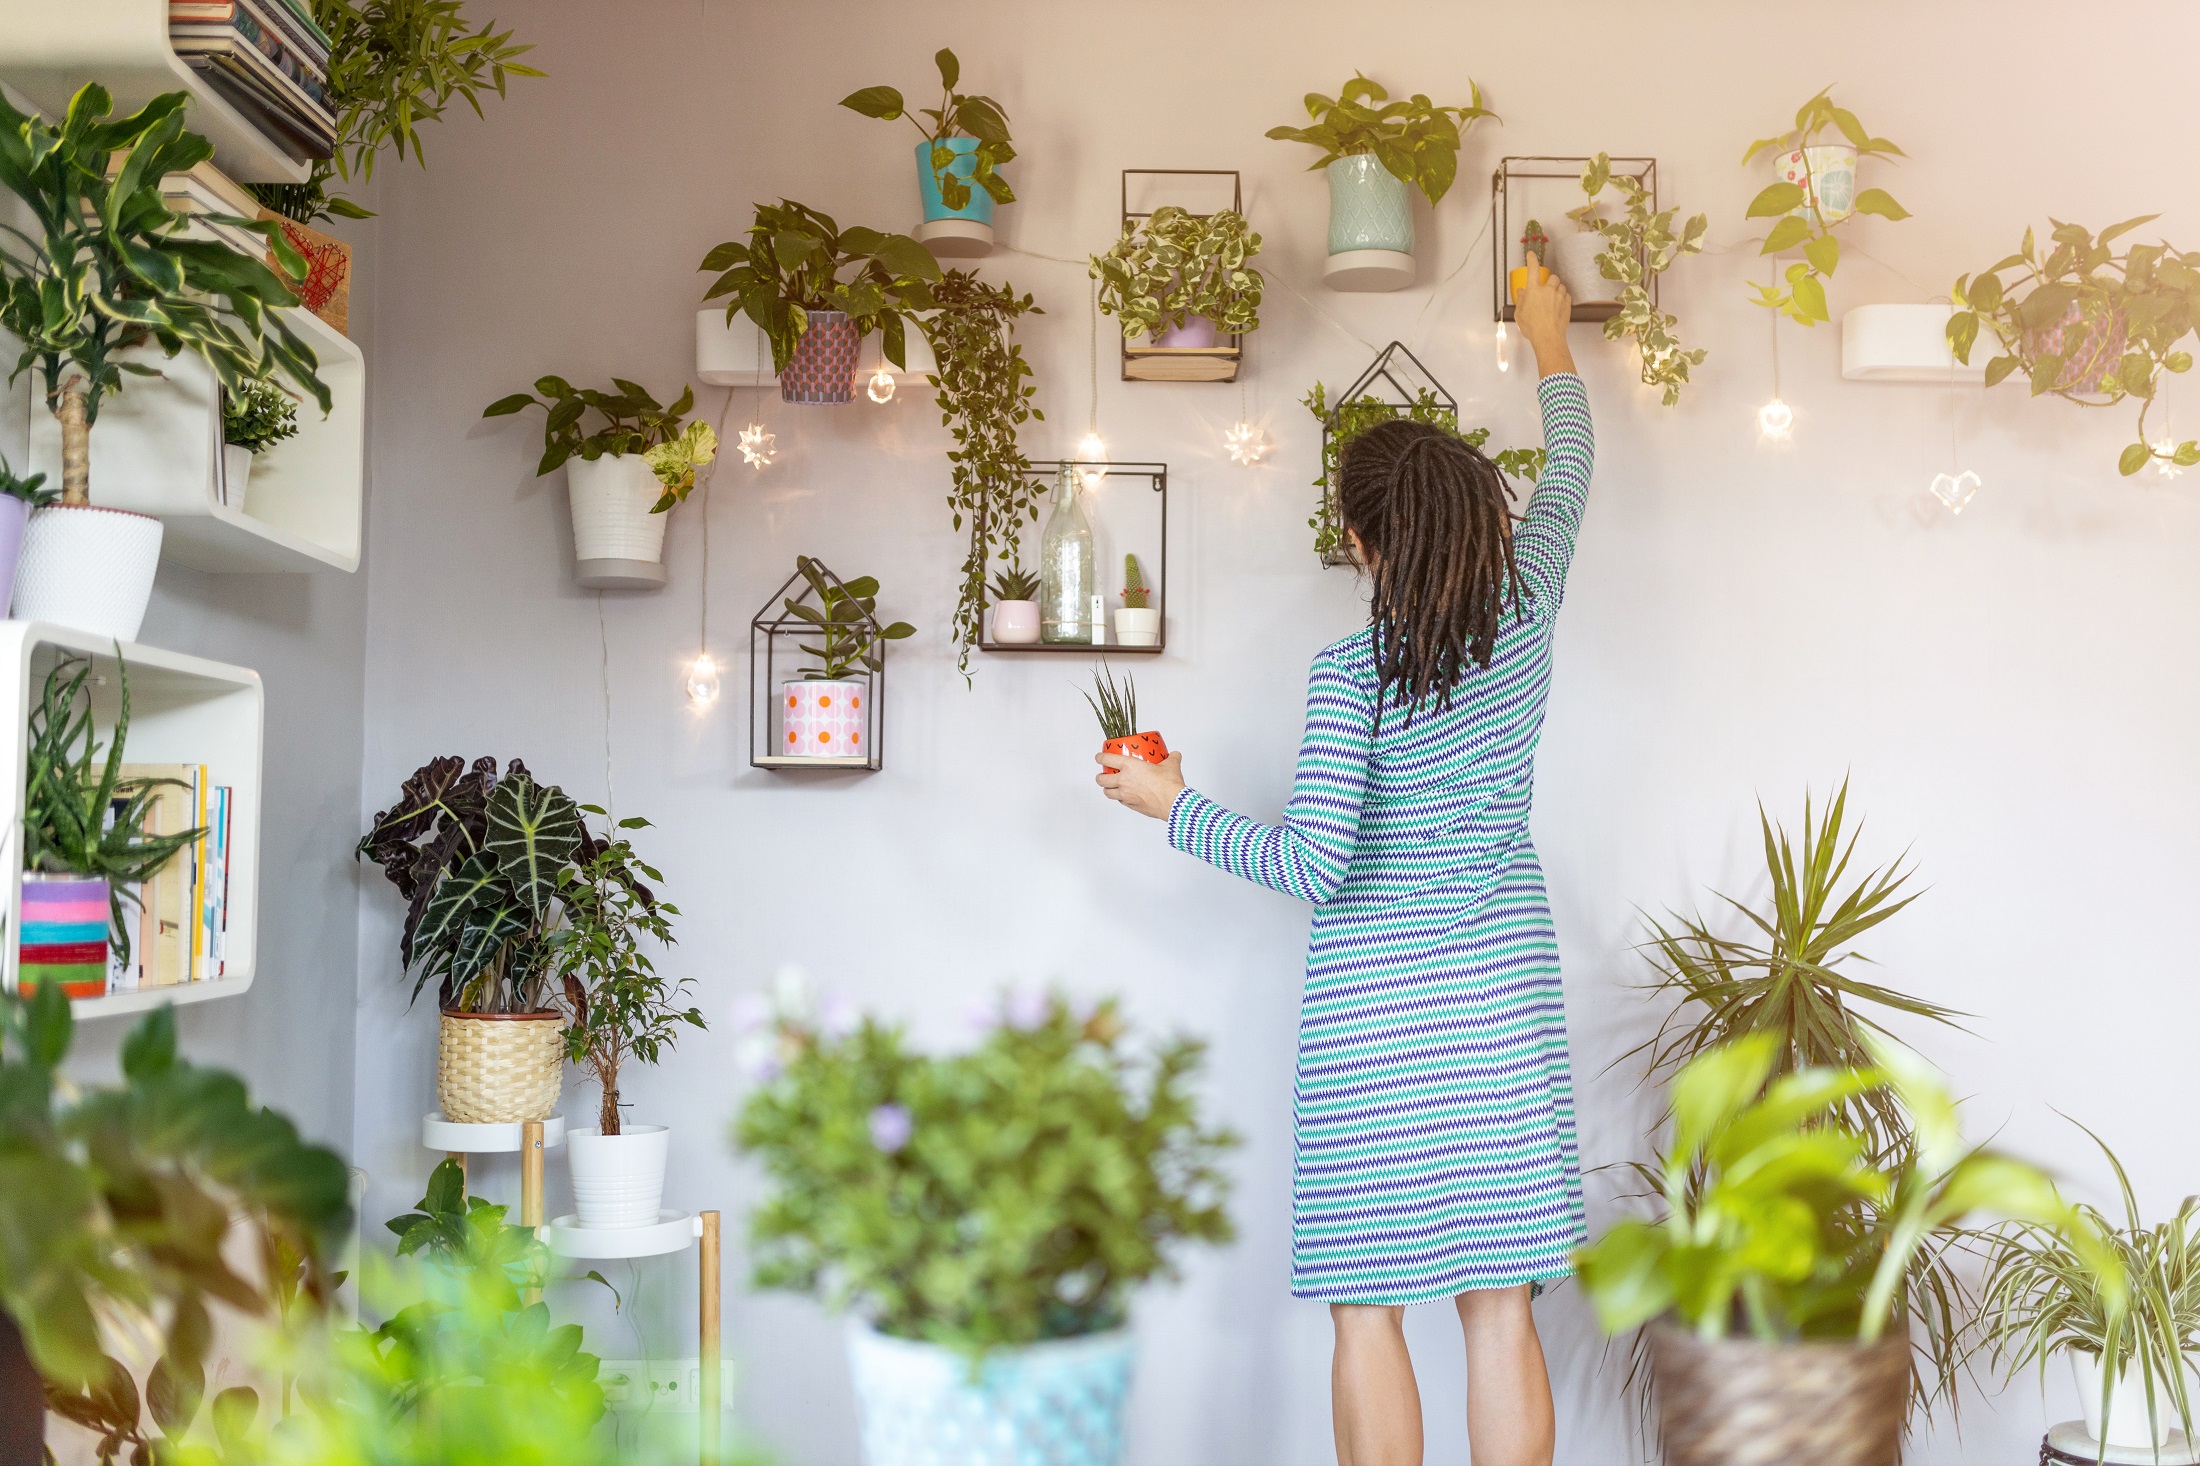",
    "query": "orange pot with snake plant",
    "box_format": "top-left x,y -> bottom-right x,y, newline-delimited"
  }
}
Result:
1085,661 -> 1167,765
